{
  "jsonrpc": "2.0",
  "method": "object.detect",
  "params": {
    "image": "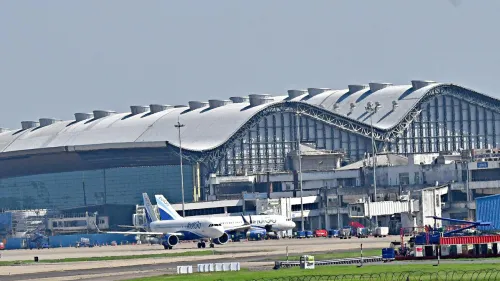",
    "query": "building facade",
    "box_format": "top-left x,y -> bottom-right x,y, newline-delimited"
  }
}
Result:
0,80 -> 499,213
